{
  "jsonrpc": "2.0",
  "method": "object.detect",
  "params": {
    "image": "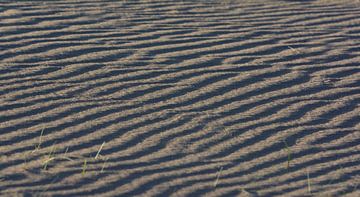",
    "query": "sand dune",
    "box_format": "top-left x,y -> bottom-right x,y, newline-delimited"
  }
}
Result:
1,0 -> 359,196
